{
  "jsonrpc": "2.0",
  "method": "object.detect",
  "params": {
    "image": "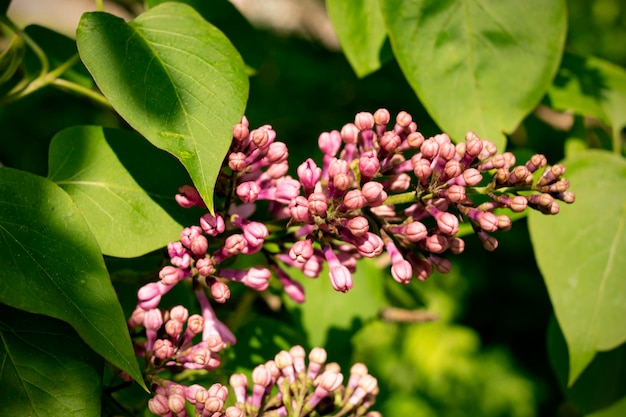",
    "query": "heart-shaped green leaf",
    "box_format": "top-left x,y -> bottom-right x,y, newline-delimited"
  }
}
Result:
326,0 -> 391,78
529,150 -> 626,385
0,304 -> 103,417
76,2 -> 249,213
0,168 -> 145,388
48,125 -> 197,258
380,0 -> 567,150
